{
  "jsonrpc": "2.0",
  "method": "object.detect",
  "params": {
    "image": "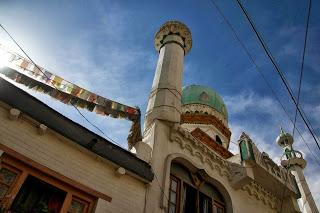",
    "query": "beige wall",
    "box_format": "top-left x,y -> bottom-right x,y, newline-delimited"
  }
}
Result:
143,120 -> 280,213
0,103 -> 147,213
167,136 -> 278,213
